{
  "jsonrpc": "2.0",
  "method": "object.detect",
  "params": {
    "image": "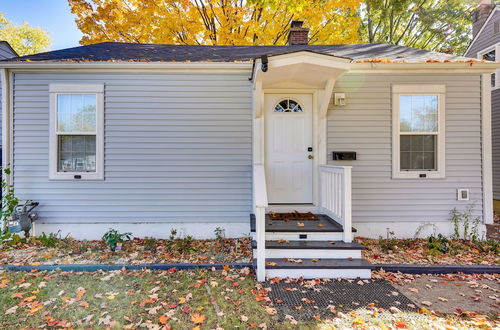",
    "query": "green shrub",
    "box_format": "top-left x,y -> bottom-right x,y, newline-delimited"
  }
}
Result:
426,234 -> 450,254
0,231 -> 24,247
102,229 -> 132,252
37,231 -> 68,248
165,229 -> 197,254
